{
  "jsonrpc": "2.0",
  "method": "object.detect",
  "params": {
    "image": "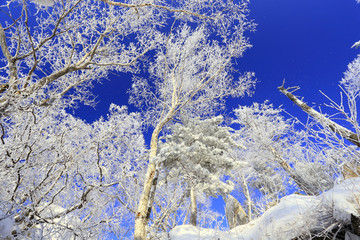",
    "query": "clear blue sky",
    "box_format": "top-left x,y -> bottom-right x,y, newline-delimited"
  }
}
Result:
234,0 -> 360,118
74,0 -> 360,127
